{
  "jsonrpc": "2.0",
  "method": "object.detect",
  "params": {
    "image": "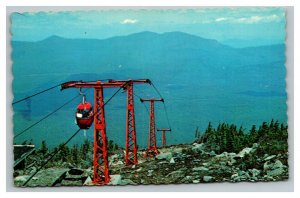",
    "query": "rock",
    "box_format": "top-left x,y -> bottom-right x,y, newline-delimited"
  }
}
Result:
264,155 -> 276,161
131,165 -> 136,169
231,170 -> 251,182
109,175 -> 122,185
110,154 -> 119,161
209,151 -> 216,156
252,143 -> 258,150
25,168 -> 69,187
192,143 -> 204,153
170,158 -> 175,164
155,152 -> 173,160
147,170 -> 154,176
83,176 -> 93,186
121,179 -> 137,185
174,148 -> 183,154
192,167 -> 209,171
136,168 -> 143,172
237,148 -> 252,158
248,168 -> 261,177
167,170 -> 185,179
14,175 -> 30,183
116,161 -> 124,165
231,173 -> 239,181
238,170 -> 250,180
202,163 -> 209,167
192,180 -> 200,183
61,179 -> 82,186
264,160 -> 284,177
203,176 -> 214,182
